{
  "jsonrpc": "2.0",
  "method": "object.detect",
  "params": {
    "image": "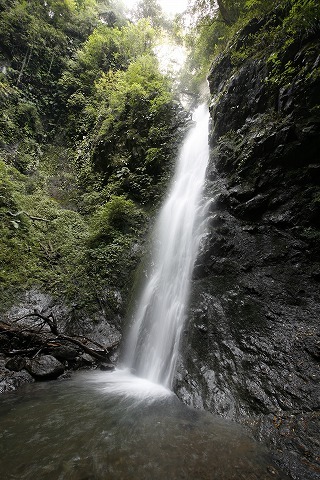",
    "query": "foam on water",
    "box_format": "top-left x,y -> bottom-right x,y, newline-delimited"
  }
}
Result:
84,369 -> 172,402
